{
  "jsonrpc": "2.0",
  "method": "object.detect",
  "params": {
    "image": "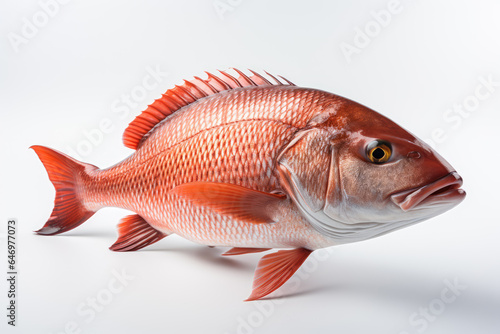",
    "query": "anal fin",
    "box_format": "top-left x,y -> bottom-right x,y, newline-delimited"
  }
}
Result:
110,214 -> 167,252
222,247 -> 271,256
246,248 -> 312,301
